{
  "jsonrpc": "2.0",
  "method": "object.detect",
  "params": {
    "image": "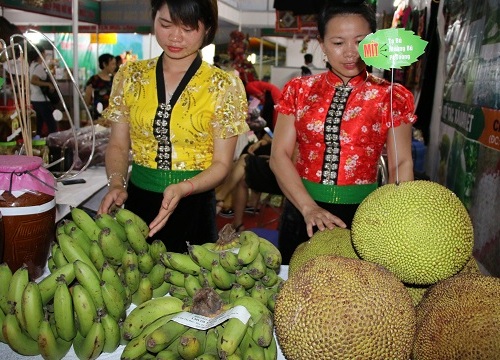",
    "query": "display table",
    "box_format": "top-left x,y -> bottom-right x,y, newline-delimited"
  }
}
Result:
55,166 -> 108,222
0,267 -> 289,360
